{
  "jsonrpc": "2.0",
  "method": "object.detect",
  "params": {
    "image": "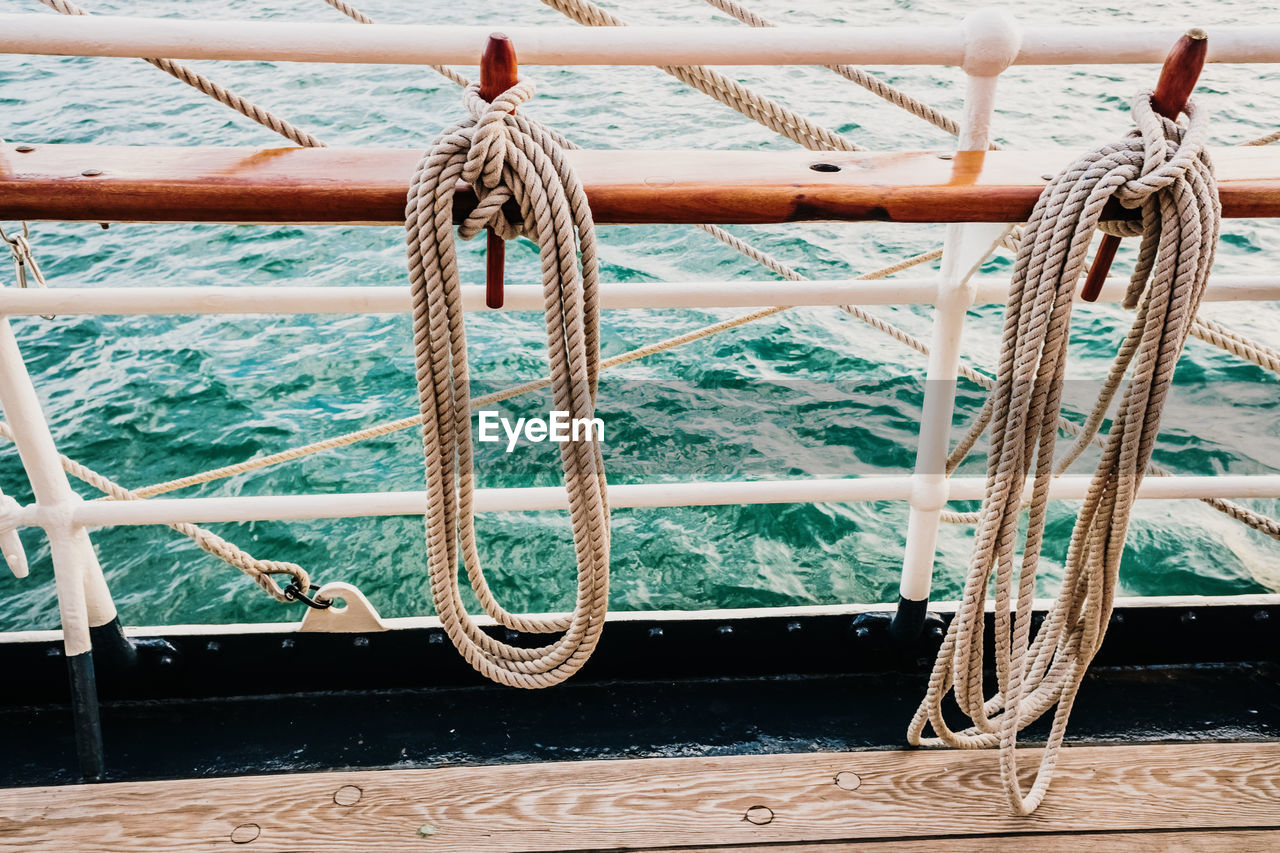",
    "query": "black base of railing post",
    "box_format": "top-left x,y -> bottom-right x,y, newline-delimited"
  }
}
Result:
66,650 -> 104,781
890,595 -> 928,645
90,616 -> 138,671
